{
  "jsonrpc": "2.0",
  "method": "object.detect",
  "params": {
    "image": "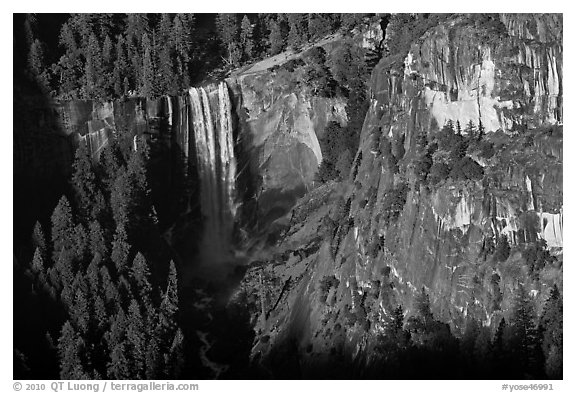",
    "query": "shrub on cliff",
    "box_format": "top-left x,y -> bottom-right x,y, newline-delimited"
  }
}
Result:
308,14 -> 339,40
494,234 -> 511,262
475,139 -> 496,159
316,160 -> 338,183
468,14 -> 509,44
450,156 -> 484,181
280,58 -> 305,73
330,38 -> 368,98
319,275 -> 340,303
302,47 -> 337,97
317,122 -> 358,183
522,239 -> 556,278
428,162 -> 451,185
385,14 -> 451,58
381,183 -> 409,224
